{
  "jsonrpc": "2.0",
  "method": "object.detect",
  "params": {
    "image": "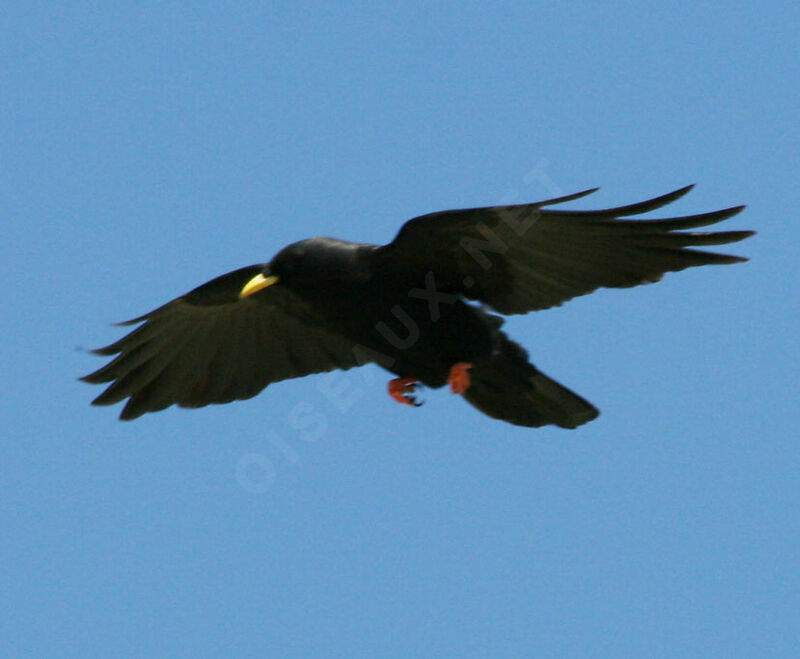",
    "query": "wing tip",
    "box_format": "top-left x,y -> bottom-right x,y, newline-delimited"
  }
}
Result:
727,228 -> 756,242
114,315 -> 149,327
539,183 -> 698,214
88,344 -> 124,356
119,407 -> 142,421
539,187 -> 601,206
